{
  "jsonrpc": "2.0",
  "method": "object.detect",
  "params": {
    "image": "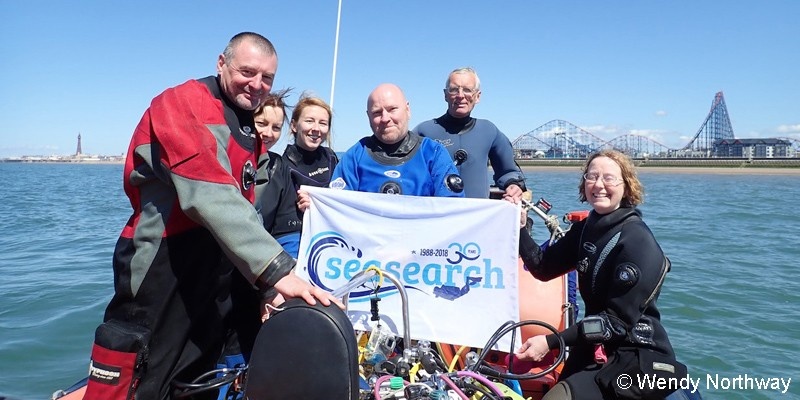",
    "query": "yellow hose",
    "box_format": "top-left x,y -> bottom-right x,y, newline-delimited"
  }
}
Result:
448,345 -> 469,372
364,265 -> 384,289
